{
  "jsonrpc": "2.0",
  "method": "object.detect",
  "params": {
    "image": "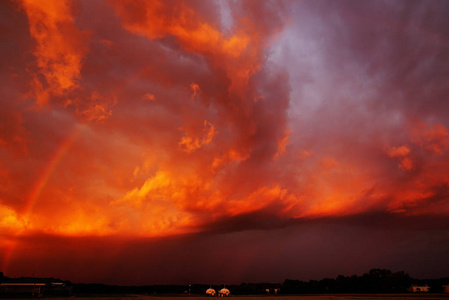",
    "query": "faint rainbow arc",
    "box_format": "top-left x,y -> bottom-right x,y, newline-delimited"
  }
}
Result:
22,125 -> 83,218
1,125 -> 83,273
